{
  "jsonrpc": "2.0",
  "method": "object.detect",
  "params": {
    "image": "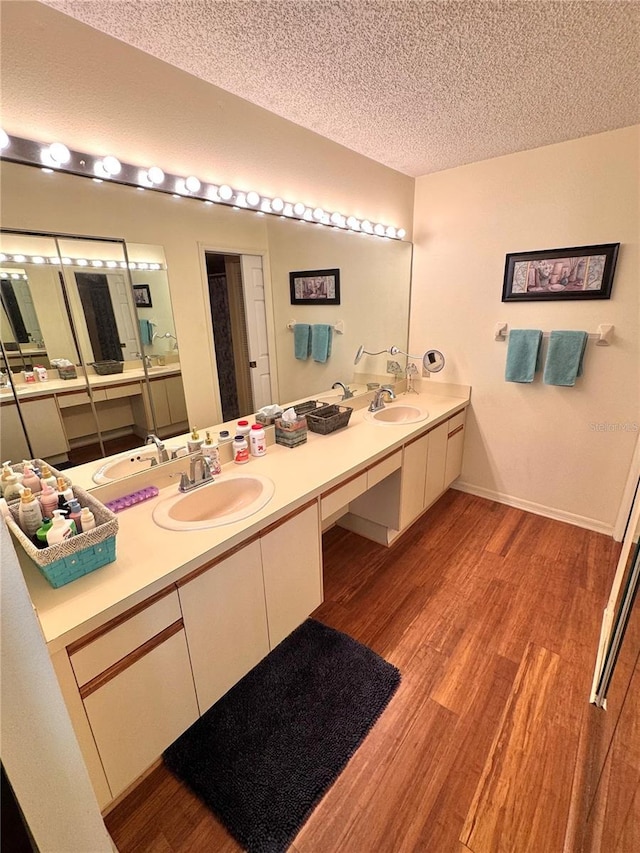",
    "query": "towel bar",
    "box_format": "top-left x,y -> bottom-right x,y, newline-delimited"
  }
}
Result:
287,319 -> 344,334
494,323 -> 614,346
